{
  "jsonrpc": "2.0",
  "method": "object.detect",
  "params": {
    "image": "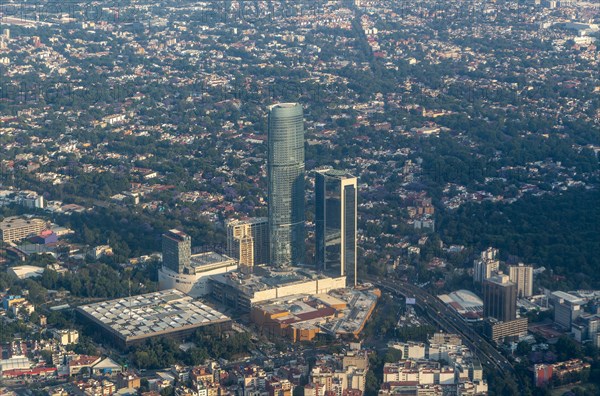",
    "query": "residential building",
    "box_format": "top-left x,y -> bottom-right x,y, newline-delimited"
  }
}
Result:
509,263 -> 533,298
484,317 -> 528,343
472,247 -> 499,283
551,359 -> 591,385
308,352 -> 368,395
388,341 -> 426,360
53,329 -> 79,346
226,217 -> 269,269
266,377 -> 293,396
0,216 -> 47,243
533,364 -> 553,387
87,245 -> 114,260
382,360 -> 455,385
117,371 -> 141,390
